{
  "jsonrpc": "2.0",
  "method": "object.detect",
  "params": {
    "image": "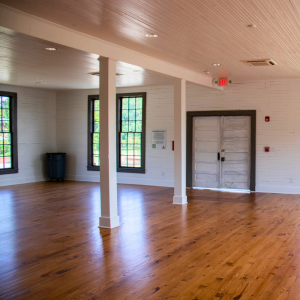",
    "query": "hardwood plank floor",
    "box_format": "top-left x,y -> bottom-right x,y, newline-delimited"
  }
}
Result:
1,181 -> 300,299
